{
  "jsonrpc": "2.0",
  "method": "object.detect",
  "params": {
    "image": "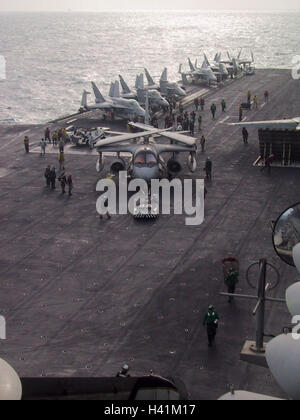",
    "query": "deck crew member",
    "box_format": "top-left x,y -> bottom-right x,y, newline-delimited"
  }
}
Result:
210,103 -> 217,120
200,135 -> 206,153
225,268 -> 239,303
203,305 -> 220,347
253,95 -> 259,110
67,174 -> 73,196
49,167 -> 56,190
117,364 -> 130,378
204,157 -> 212,180
45,127 -> 51,143
44,165 -> 51,187
40,138 -> 47,156
198,115 -> 202,131
242,127 -> 249,144
221,99 -> 226,112
24,136 -> 30,153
